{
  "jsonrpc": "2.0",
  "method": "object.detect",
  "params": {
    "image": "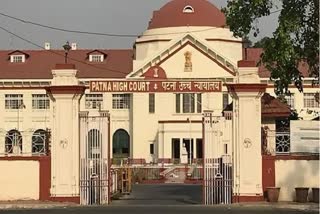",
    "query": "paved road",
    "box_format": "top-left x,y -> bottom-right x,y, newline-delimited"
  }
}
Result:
0,184 -> 317,213
112,184 -> 202,205
0,206 -> 317,214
